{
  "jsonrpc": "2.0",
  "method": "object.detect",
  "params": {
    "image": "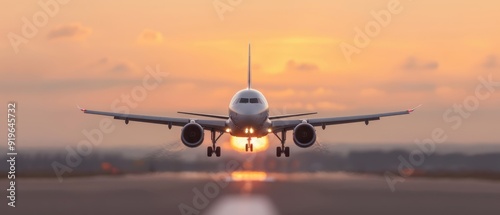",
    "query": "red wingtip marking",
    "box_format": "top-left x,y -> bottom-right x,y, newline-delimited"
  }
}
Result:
407,104 -> 422,113
77,105 -> 86,112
